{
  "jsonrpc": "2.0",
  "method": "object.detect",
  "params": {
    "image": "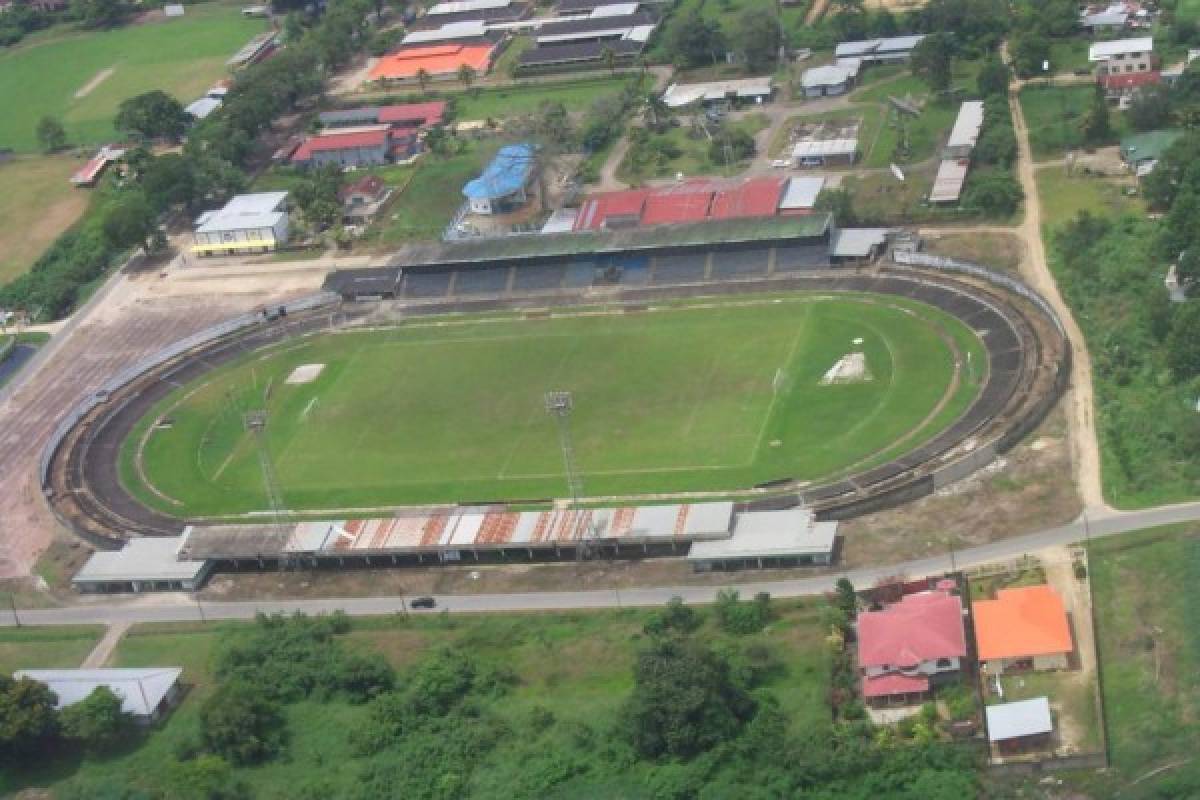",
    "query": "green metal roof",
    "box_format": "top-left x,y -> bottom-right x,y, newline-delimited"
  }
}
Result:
391,213 -> 834,267
1119,129 -> 1183,163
